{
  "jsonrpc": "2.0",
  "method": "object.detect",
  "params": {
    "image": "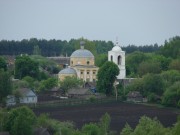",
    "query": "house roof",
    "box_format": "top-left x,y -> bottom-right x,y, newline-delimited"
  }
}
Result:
127,91 -> 142,98
68,88 -> 92,95
18,88 -> 36,97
